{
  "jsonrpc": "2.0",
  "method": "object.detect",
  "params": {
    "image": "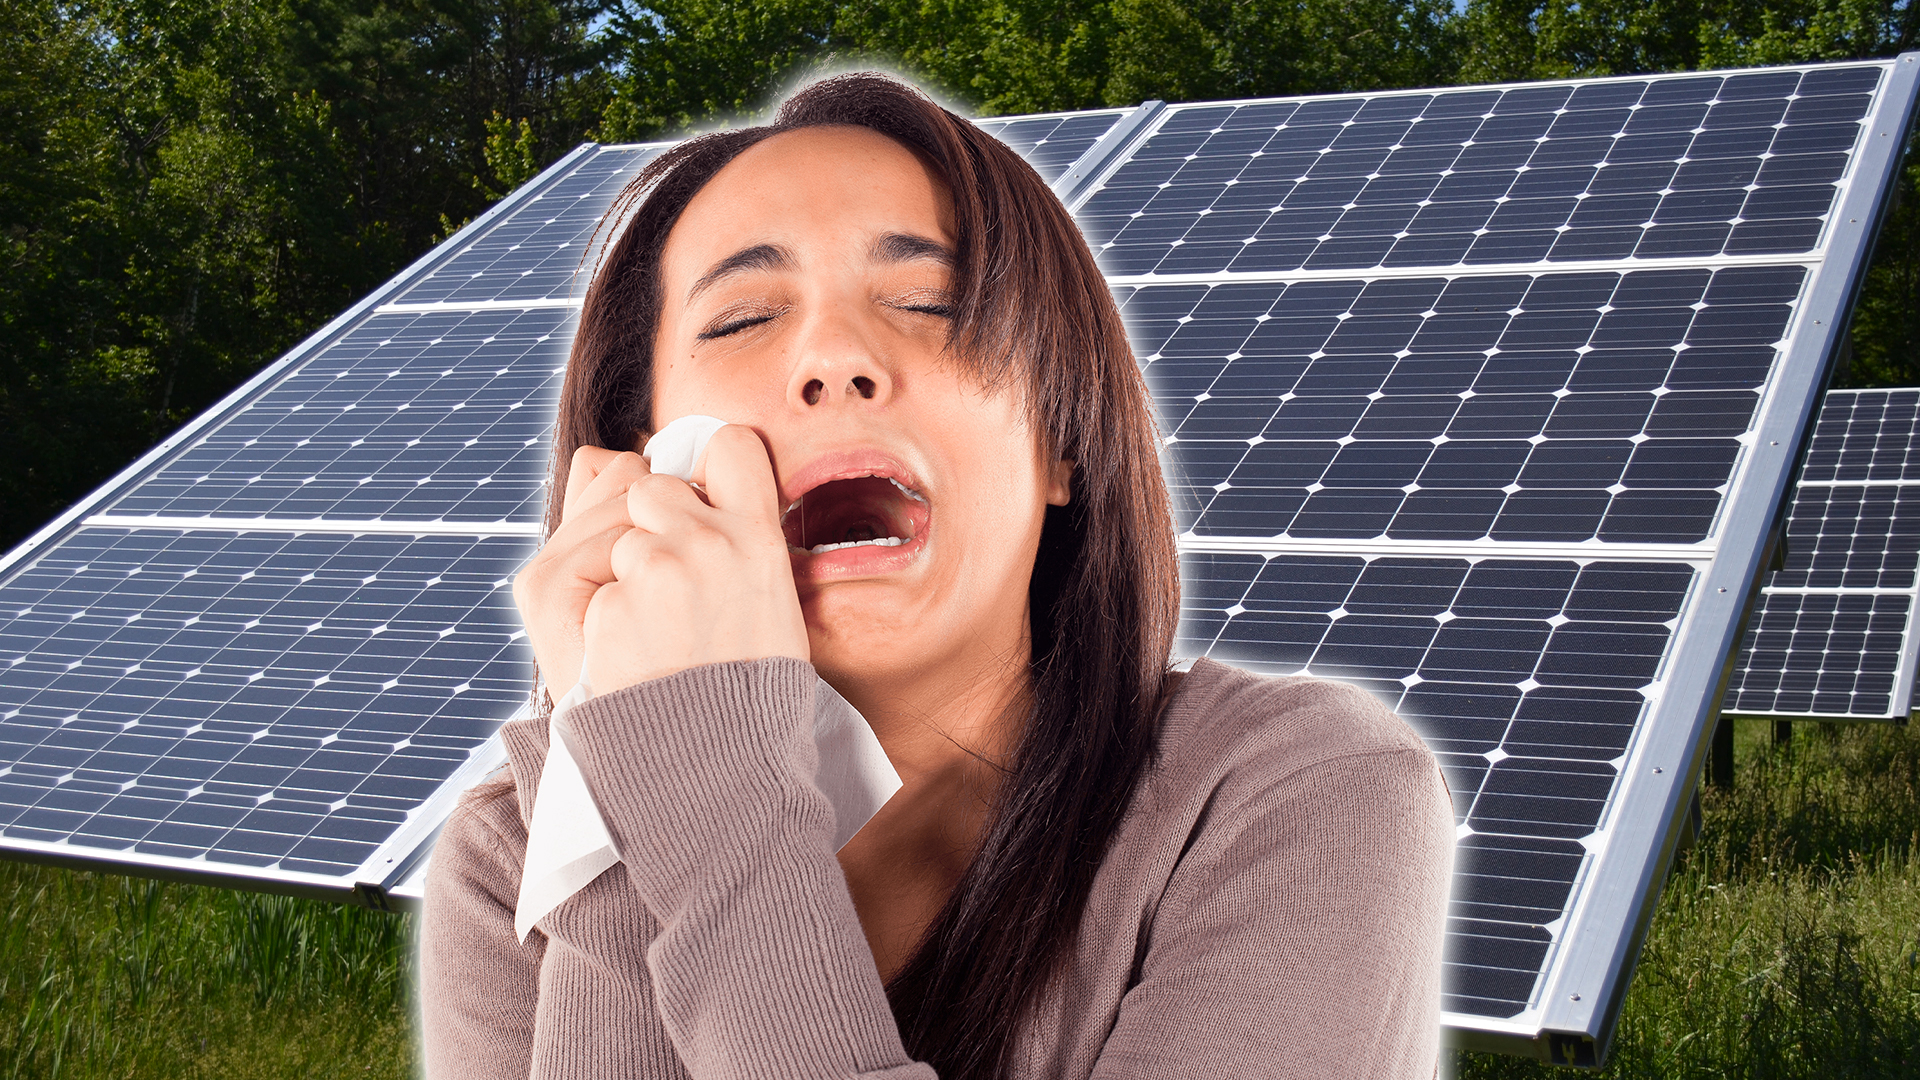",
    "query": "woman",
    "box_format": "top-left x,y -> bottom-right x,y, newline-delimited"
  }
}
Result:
421,72 -> 1454,1080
